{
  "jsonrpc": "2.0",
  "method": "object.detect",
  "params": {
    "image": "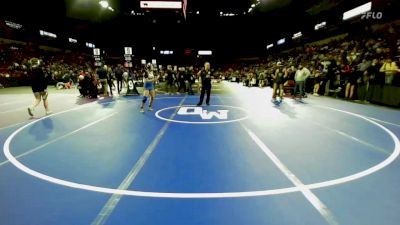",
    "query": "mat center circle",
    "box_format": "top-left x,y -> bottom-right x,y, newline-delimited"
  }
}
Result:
155,105 -> 250,124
